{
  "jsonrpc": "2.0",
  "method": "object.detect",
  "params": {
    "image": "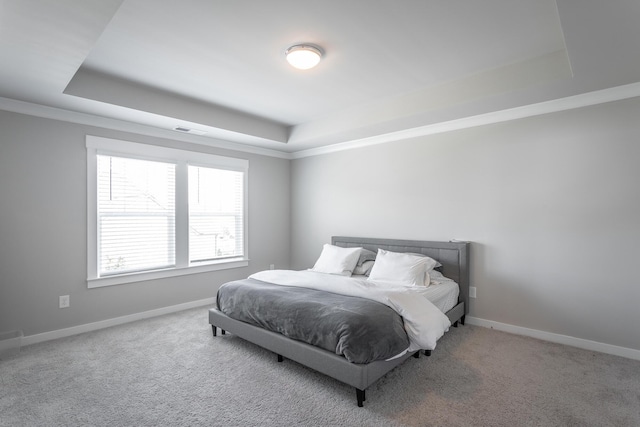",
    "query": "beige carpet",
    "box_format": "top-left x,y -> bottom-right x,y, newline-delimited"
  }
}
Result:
1,307 -> 639,426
